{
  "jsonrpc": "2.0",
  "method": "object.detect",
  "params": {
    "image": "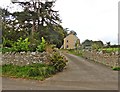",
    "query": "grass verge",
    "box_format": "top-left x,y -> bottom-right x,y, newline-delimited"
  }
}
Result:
112,67 -> 120,71
2,63 -> 56,80
67,49 -> 83,57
